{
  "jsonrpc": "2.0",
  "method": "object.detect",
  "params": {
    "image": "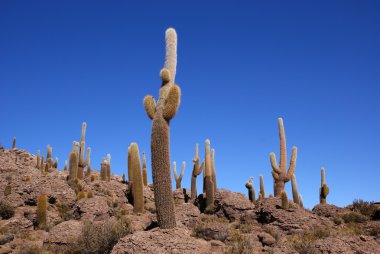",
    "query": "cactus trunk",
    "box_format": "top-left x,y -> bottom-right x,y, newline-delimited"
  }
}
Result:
291,175 -> 300,205
259,174 -> 265,198
142,152 -> 148,186
204,139 -> 214,209
131,143 -> 144,213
